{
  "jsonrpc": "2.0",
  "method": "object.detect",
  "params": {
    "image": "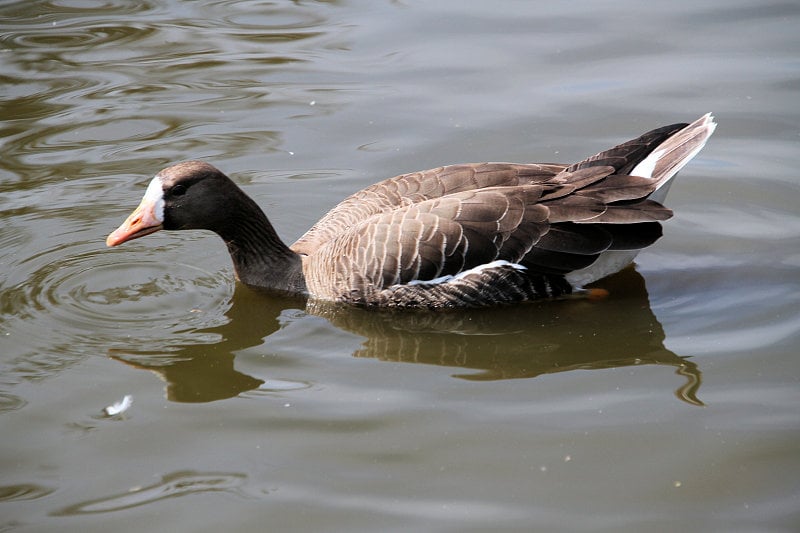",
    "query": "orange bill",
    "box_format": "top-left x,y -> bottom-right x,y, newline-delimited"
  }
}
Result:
106,197 -> 163,246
